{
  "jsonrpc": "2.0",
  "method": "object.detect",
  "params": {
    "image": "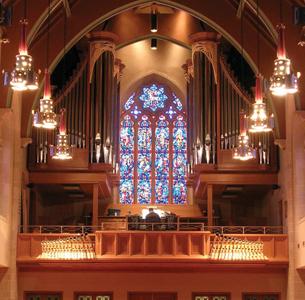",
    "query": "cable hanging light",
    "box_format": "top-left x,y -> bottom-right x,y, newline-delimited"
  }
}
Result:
51,108 -> 72,160
269,0 -> 300,96
249,75 -> 274,133
50,8 -> 72,160
10,0 -> 38,91
249,0 -> 274,133
233,111 -> 256,161
33,0 -> 57,129
233,4 -> 255,161
150,5 -> 158,33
